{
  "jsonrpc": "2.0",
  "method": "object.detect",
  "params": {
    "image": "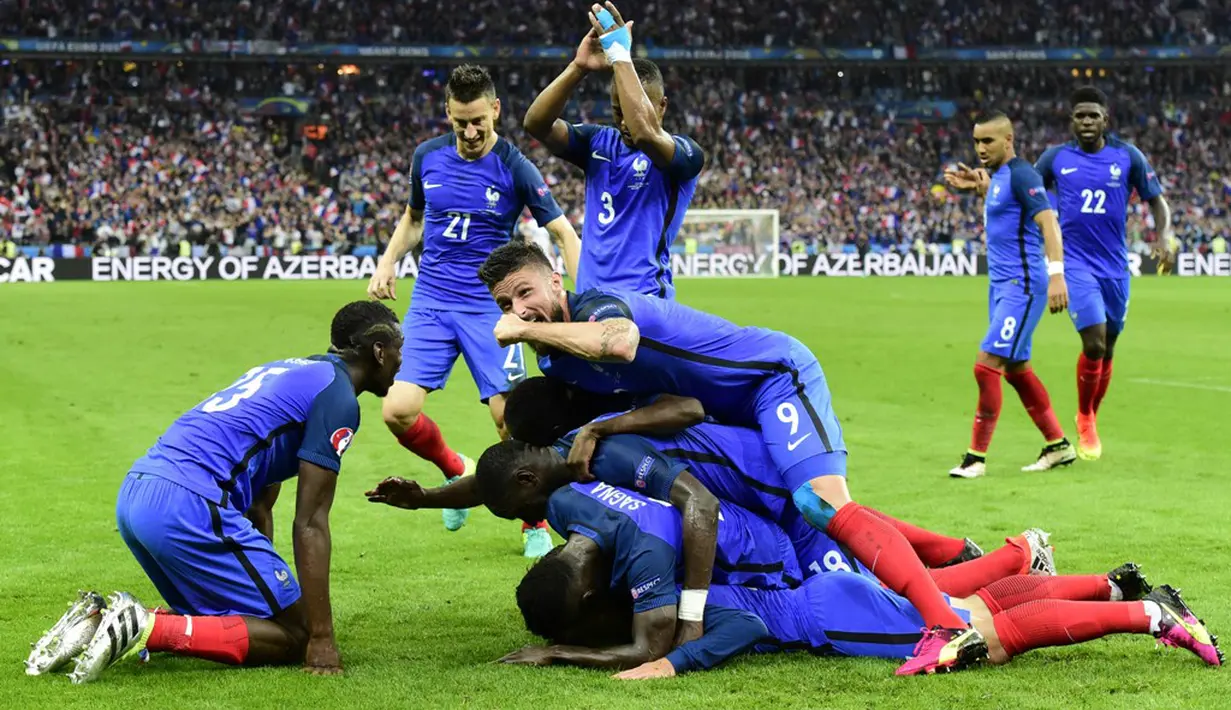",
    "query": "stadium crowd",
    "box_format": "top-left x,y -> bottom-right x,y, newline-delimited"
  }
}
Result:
2,0 -> 1228,48
1,60 -> 1228,257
